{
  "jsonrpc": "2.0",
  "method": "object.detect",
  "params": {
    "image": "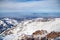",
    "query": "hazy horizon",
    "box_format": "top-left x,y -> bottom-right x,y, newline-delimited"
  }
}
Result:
0,0 -> 60,18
